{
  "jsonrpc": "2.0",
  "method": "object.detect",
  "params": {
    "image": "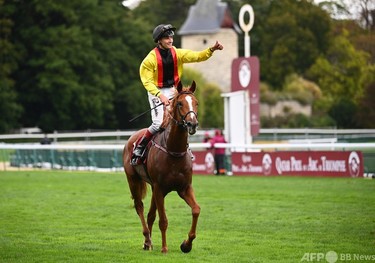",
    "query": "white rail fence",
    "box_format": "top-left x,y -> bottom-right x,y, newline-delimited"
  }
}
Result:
1,129 -> 374,173
1,142 -> 374,172
1,128 -> 375,142
1,142 -> 375,151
